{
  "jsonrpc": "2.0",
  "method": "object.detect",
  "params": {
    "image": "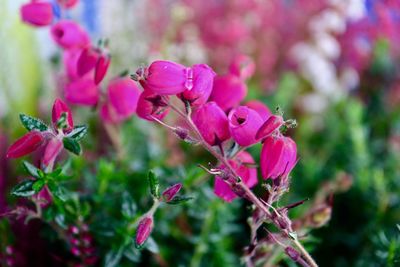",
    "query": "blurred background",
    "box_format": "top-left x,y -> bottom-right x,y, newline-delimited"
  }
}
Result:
1,0 -> 400,266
